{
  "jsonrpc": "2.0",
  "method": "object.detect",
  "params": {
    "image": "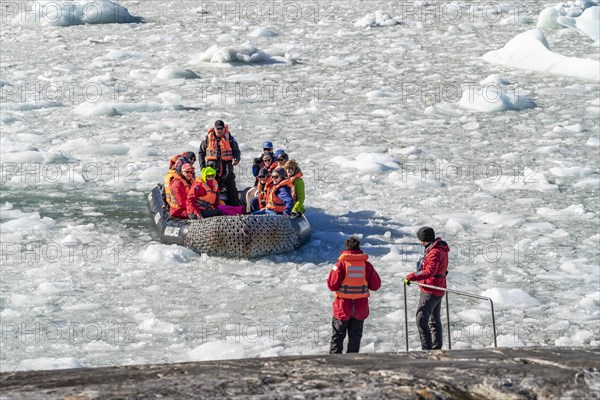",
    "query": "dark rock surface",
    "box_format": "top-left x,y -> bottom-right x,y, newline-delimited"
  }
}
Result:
1,347 -> 598,399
